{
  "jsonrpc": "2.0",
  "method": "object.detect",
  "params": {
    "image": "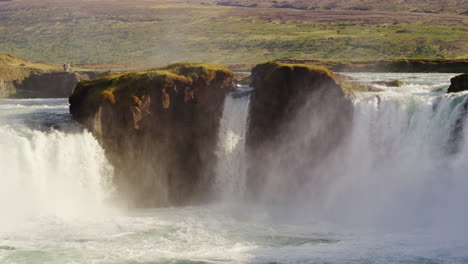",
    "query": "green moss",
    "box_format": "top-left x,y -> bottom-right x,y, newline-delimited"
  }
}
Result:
256,61 -> 334,80
254,61 -> 374,94
69,62 -> 234,118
